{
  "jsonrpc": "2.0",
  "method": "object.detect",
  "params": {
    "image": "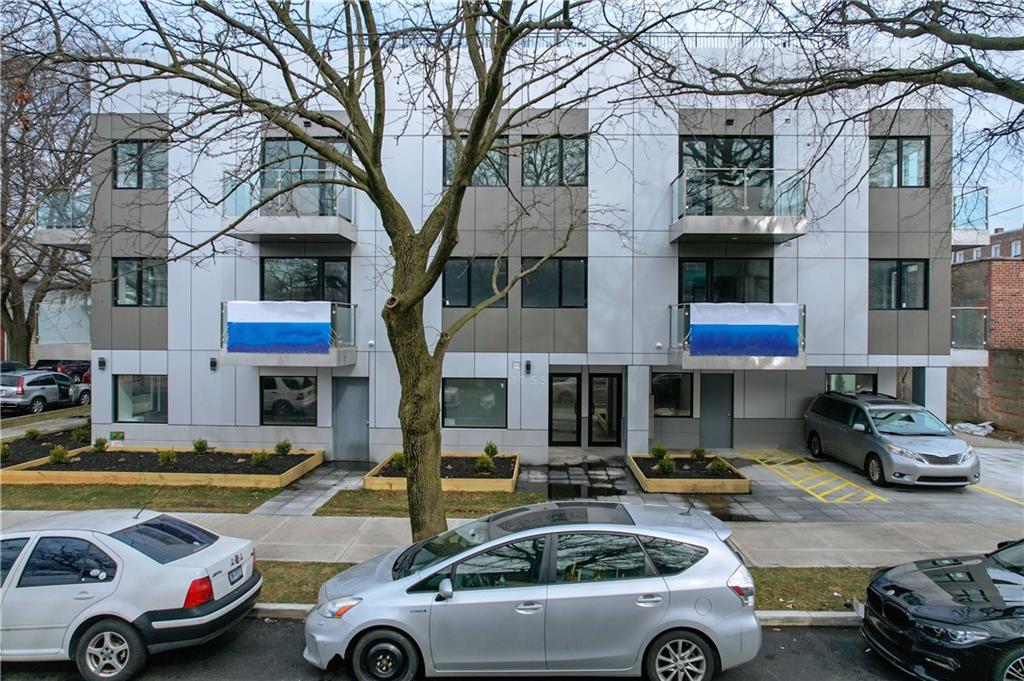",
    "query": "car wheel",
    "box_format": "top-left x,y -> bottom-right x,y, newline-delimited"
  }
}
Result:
351,629 -> 419,681
75,618 -> 147,681
808,432 -> 825,459
29,397 -> 46,414
78,390 -> 92,406
865,453 -> 887,487
645,630 -> 717,681
993,644 -> 1024,681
